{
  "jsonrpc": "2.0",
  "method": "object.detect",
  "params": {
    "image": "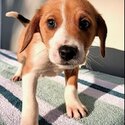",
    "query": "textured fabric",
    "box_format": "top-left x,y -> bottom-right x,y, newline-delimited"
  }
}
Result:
0,49 -> 124,125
